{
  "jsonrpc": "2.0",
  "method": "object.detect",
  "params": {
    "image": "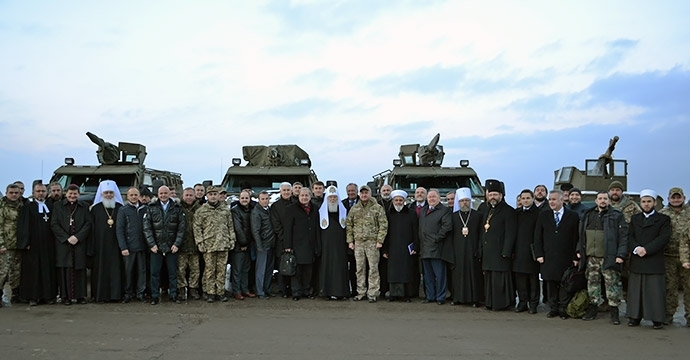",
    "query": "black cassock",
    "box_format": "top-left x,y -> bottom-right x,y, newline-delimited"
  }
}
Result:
383,206 -> 419,298
90,203 -> 124,302
451,209 -> 485,304
17,201 -> 57,302
319,211 -> 349,298
481,201 -> 516,310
